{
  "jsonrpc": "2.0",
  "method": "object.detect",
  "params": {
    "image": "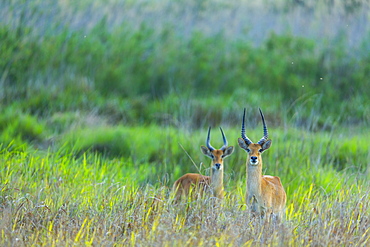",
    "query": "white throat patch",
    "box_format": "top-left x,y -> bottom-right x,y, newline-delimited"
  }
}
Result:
249,159 -> 259,166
